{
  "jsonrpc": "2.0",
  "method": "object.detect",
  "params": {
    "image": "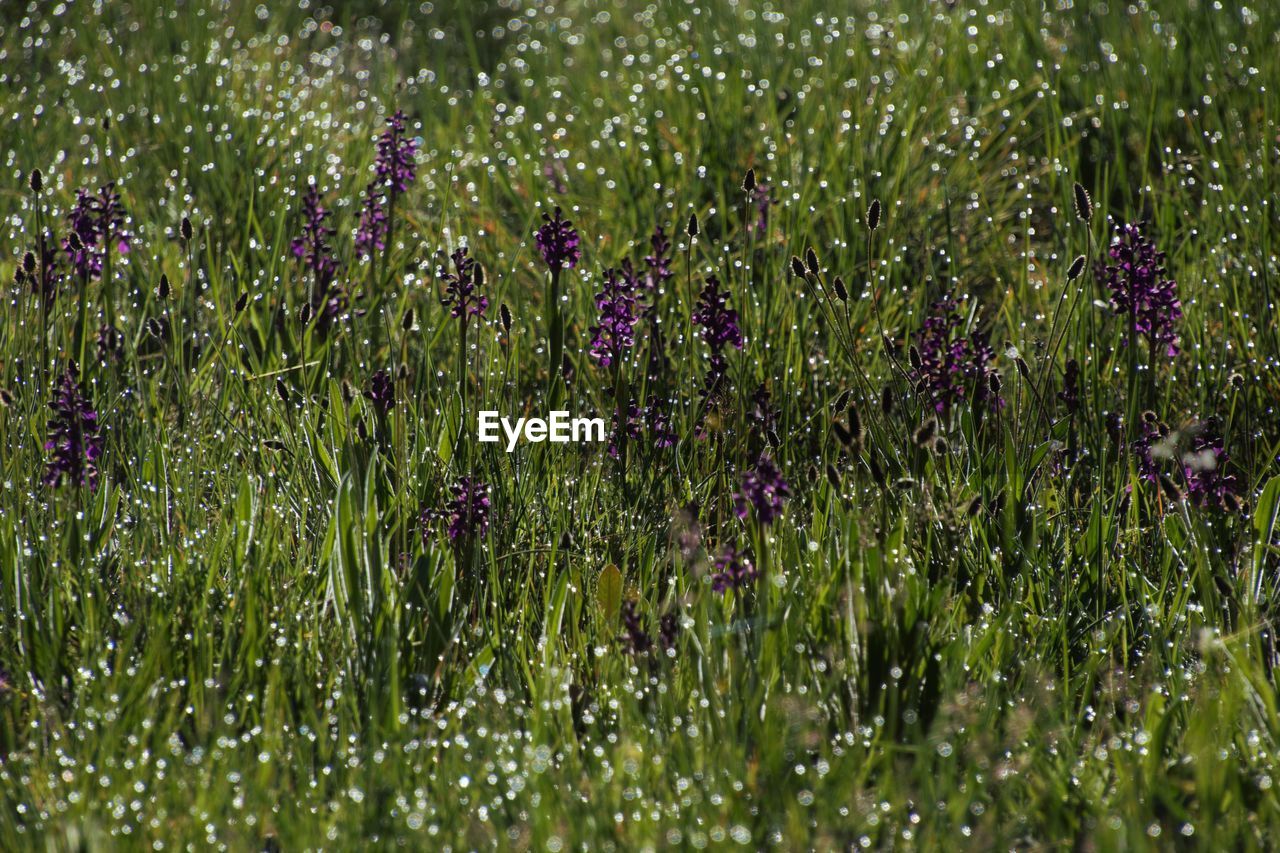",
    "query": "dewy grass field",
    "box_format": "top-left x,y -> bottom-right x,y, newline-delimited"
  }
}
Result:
0,0 -> 1278,847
